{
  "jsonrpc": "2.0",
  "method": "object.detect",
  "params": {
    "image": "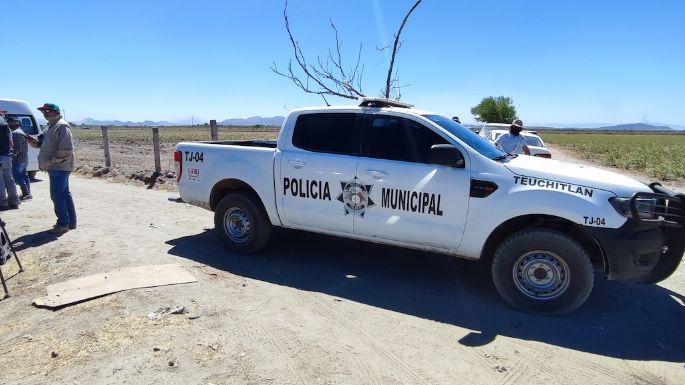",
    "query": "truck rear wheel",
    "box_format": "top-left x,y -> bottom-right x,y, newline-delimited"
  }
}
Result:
491,229 -> 593,315
214,192 -> 272,254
